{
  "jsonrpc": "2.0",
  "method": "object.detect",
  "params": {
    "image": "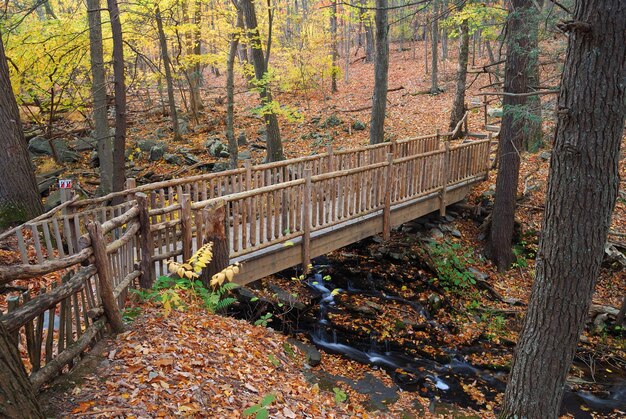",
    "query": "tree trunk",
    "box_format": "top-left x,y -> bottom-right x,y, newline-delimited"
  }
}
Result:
0,321 -> 44,417
448,18 -> 469,138
330,0 -> 338,92
501,1 -> 626,417
87,0 -> 113,195
368,0 -> 389,145
107,0 -> 127,198
523,11 -> 542,151
240,0 -> 284,162
226,5 -> 244,169
430,0 -> 439,93
155,5 -> 181,142
364,2 -> 374,63
485,0 -> 534,270
0,36 -> 43,227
